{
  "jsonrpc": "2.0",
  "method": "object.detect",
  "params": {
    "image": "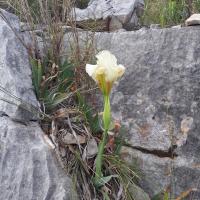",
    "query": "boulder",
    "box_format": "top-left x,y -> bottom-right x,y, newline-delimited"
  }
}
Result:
185,14 -> 200,26
64,26 -> 200,198
0,9 -> 73,200
74,0 -> 144,31
0,9 -> 37,121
